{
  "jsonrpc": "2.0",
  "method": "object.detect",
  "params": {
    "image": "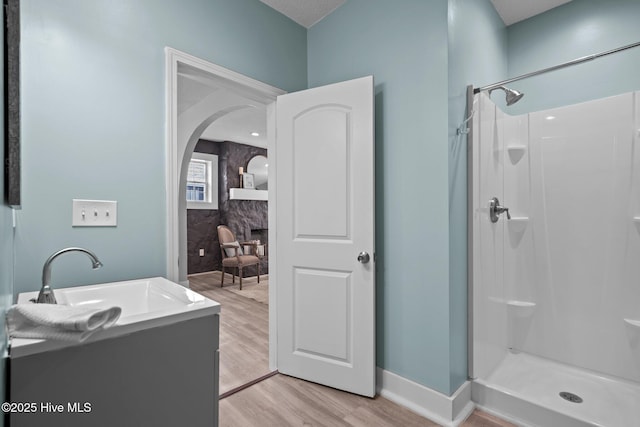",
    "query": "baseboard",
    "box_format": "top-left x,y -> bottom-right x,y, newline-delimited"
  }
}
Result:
187,270 -> 269,279
186,270 -> 217,277
376,368 -> 474,427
